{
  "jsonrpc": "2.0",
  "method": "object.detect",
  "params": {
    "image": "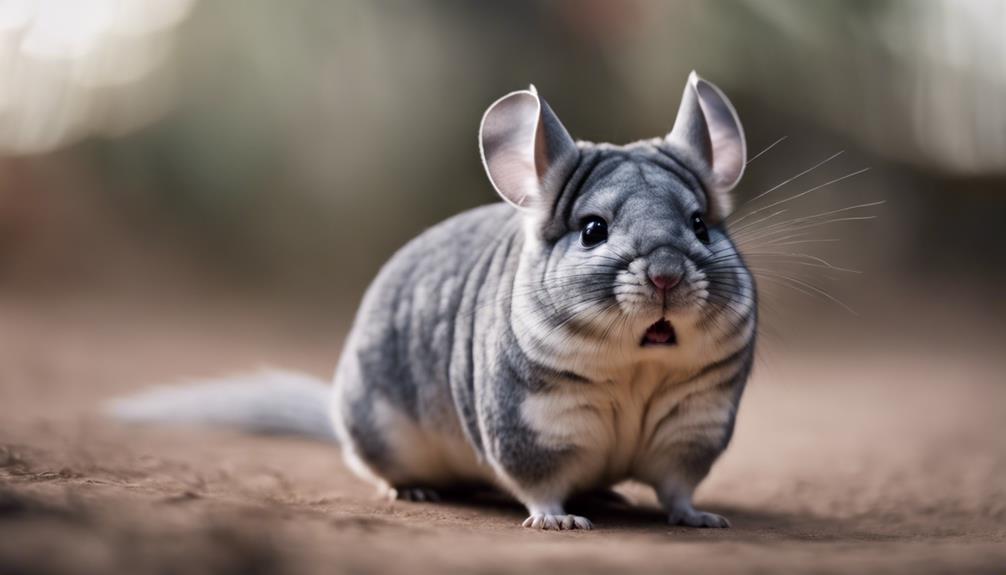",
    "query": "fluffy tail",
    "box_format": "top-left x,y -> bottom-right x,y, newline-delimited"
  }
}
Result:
106,369 -> 336,441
